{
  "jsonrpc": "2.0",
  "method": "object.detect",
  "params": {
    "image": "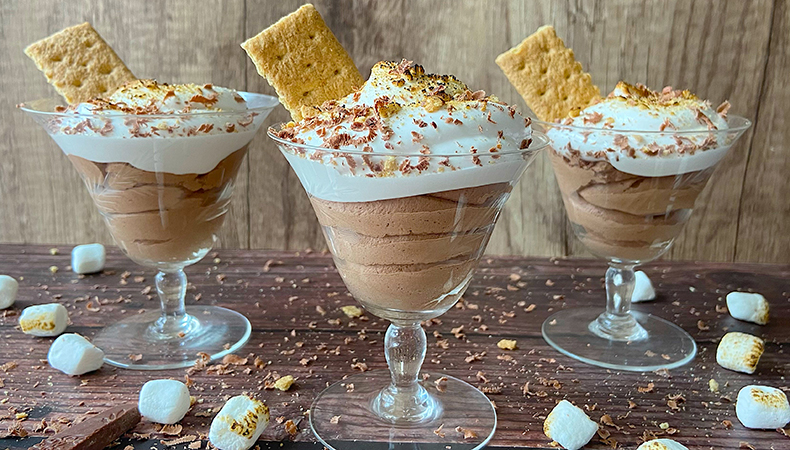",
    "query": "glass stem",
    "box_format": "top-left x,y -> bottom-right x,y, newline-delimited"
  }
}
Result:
152,269 -> 194,337
371,321 -> 439,424
589,263 -> 648,342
